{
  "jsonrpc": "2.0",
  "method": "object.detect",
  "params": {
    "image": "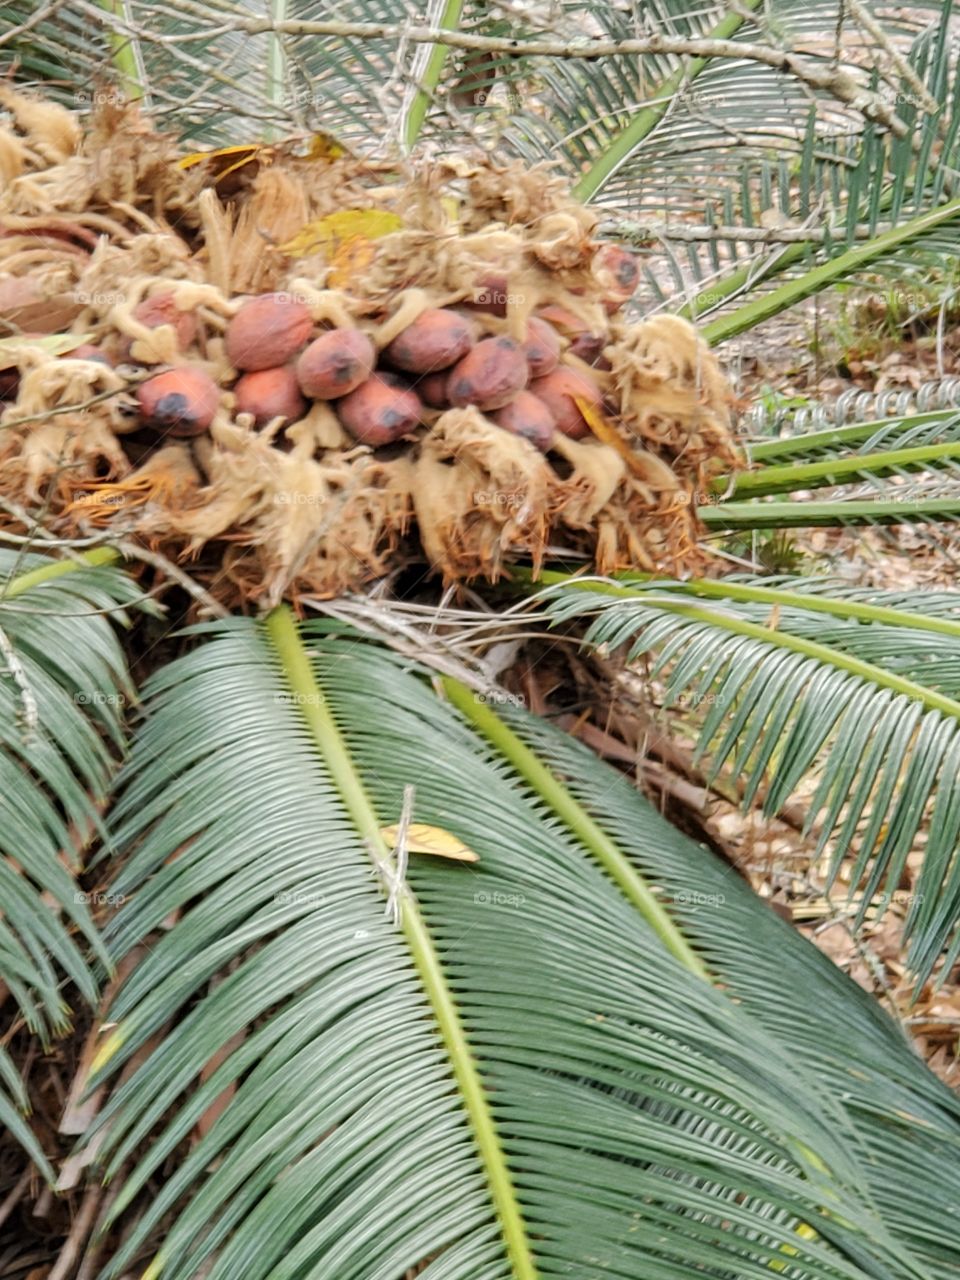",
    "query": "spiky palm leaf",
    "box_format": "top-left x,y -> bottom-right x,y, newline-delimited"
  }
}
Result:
541,571 -> 960,984
0,547 -> 138,1177
695,408 -> 960,531
76,613 -> 960,1279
